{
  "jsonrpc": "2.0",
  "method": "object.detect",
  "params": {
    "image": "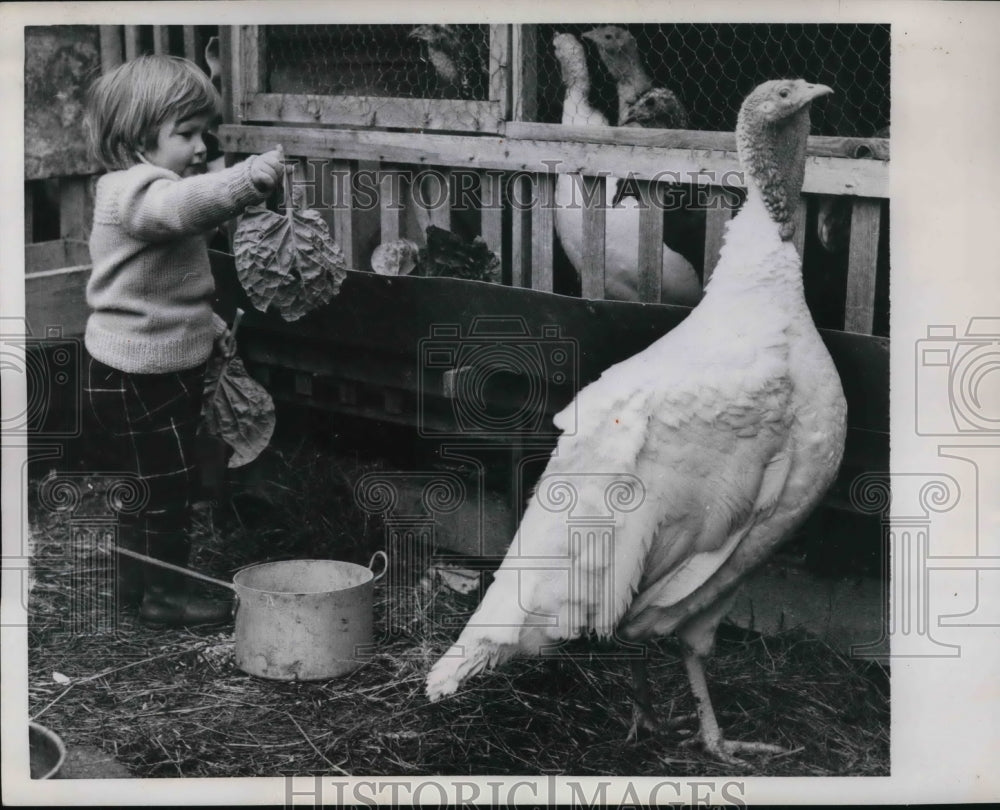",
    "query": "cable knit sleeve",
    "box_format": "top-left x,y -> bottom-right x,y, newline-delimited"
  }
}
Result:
113,161 -> 269,242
